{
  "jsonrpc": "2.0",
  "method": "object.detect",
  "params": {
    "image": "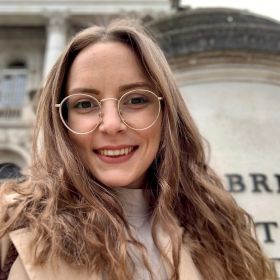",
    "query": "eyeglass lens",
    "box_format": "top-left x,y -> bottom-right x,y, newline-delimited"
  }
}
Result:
59,90 -> 161,134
